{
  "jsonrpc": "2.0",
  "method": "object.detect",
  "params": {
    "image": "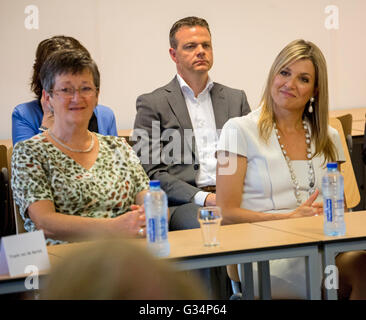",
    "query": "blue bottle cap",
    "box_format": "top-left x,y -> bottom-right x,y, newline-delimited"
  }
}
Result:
149,180 -> 160,188
326,162 -> 338,169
